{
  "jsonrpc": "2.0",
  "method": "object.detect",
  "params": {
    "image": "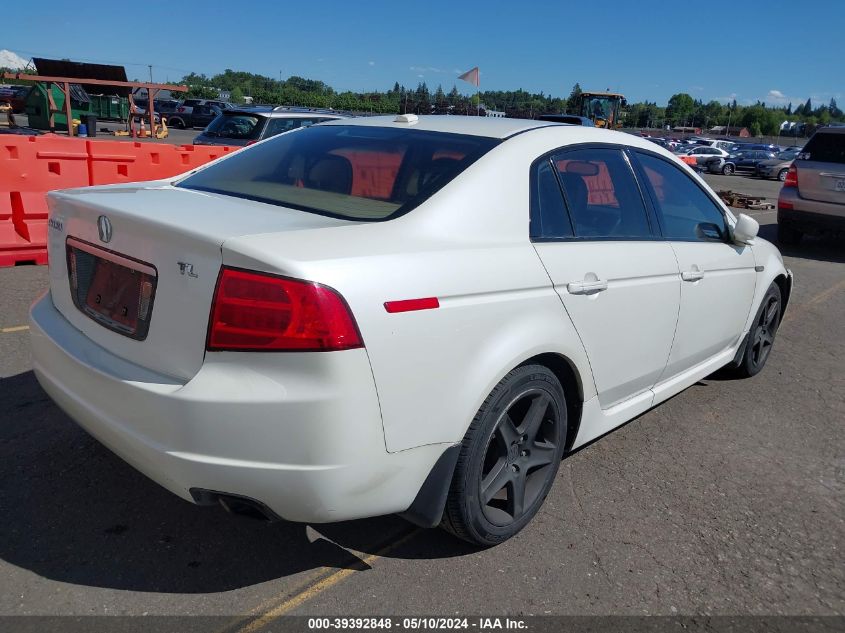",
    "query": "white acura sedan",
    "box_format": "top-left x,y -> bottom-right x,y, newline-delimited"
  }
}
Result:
30,115 -> 792,545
